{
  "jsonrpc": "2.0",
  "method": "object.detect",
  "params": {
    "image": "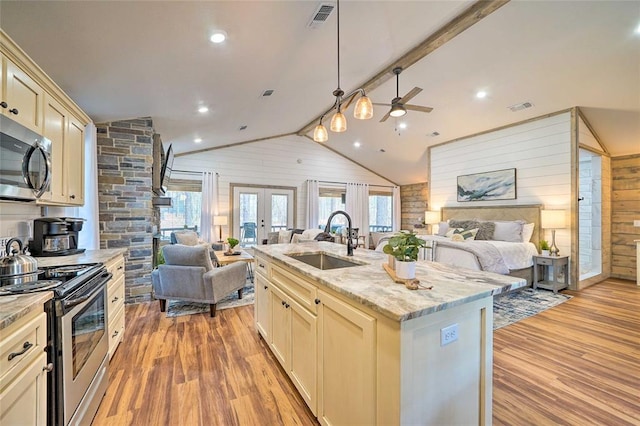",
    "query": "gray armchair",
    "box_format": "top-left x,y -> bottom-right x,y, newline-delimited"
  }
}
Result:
151,244 -> 246,317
